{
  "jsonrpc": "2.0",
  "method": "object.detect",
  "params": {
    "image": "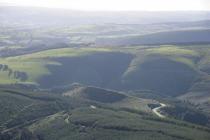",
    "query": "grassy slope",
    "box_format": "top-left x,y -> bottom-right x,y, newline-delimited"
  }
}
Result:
0,47 -> 111,84
0,45 -> 210,97
120,46 -> 202,96
27,107 -> 210,140
63,85 -> 157,112
0,88 -> 210,140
